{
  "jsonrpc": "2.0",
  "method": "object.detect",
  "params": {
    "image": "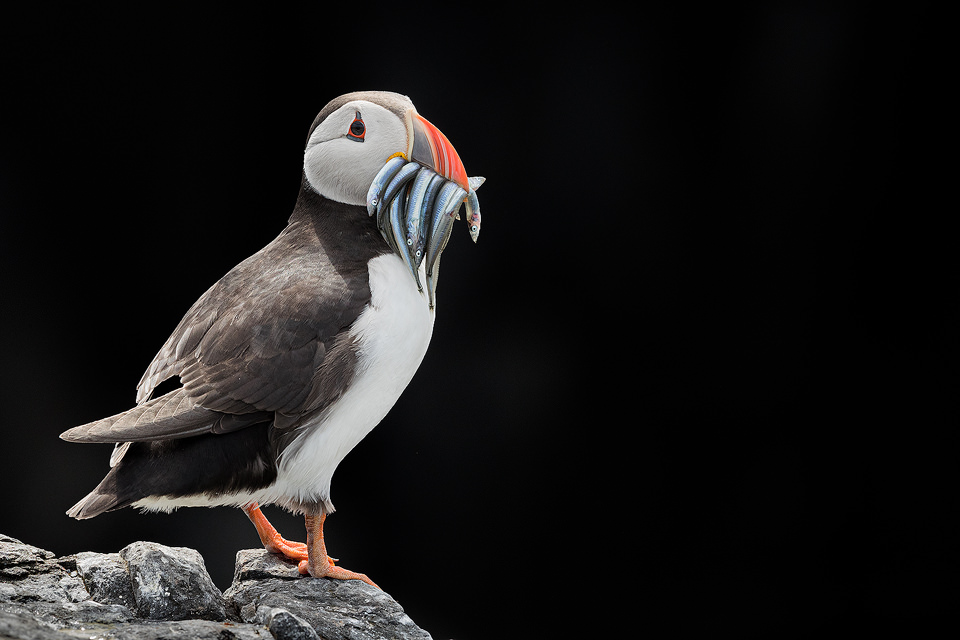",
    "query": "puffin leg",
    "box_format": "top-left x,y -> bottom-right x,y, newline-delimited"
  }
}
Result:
242,503 -> 308,561
298,512 -> 379,589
